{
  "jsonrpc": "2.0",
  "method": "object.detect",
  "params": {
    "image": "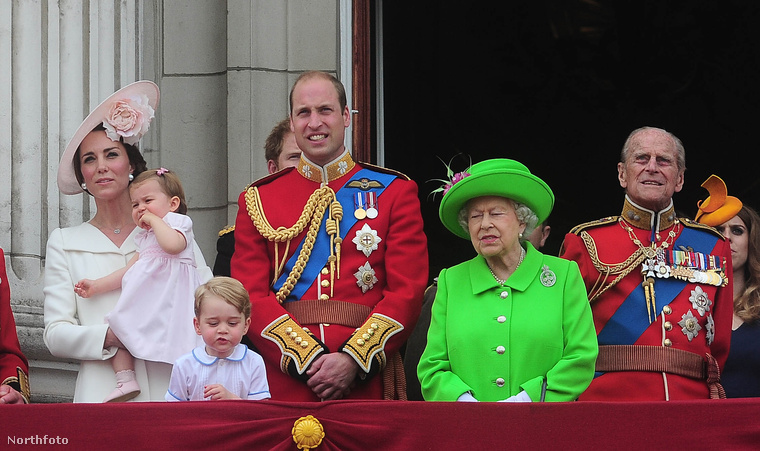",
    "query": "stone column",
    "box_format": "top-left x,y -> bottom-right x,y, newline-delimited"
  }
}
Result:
3,0 -> 147,402
159,1 -> 228,261
225,0 -> 340,226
